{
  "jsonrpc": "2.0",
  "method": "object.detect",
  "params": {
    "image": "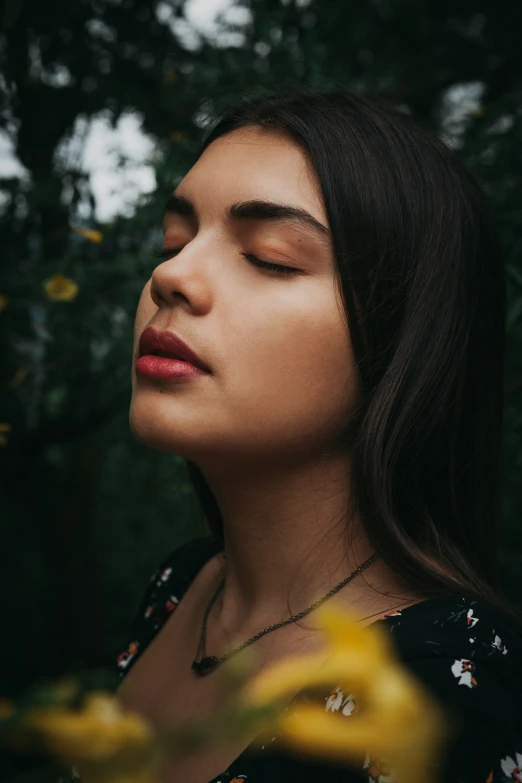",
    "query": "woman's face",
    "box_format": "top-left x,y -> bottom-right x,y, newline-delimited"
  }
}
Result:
130,126 -> 358,469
